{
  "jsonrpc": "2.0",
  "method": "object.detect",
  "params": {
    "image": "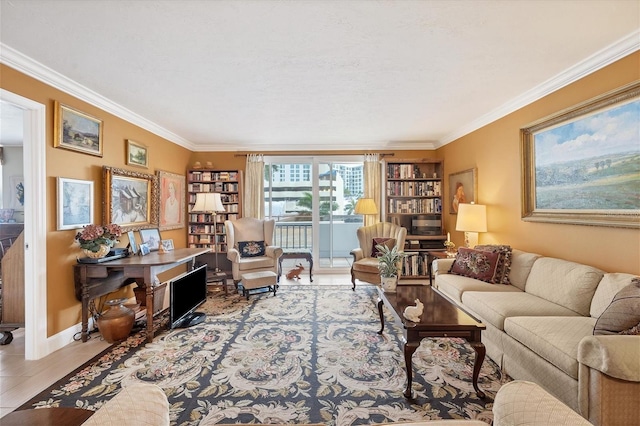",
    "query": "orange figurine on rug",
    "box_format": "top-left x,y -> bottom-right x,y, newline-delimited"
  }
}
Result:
286,264 -> 304,280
